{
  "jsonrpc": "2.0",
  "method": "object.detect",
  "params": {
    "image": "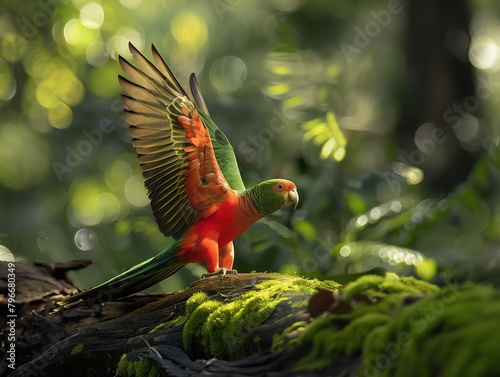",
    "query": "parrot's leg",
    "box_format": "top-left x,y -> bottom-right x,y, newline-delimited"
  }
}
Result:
219,242 -> 235,270
200,238 -> 220,272
202,242 -> 237,278
200,239 -> 237,279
